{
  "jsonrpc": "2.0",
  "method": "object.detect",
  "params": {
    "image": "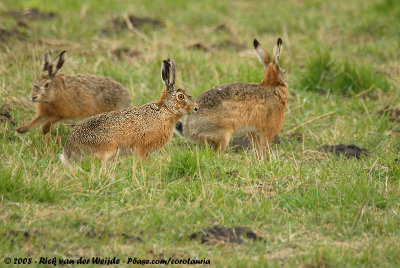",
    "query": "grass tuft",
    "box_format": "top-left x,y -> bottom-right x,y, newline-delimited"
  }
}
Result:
297,48 -> 390,95
0,168 -> 59,203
